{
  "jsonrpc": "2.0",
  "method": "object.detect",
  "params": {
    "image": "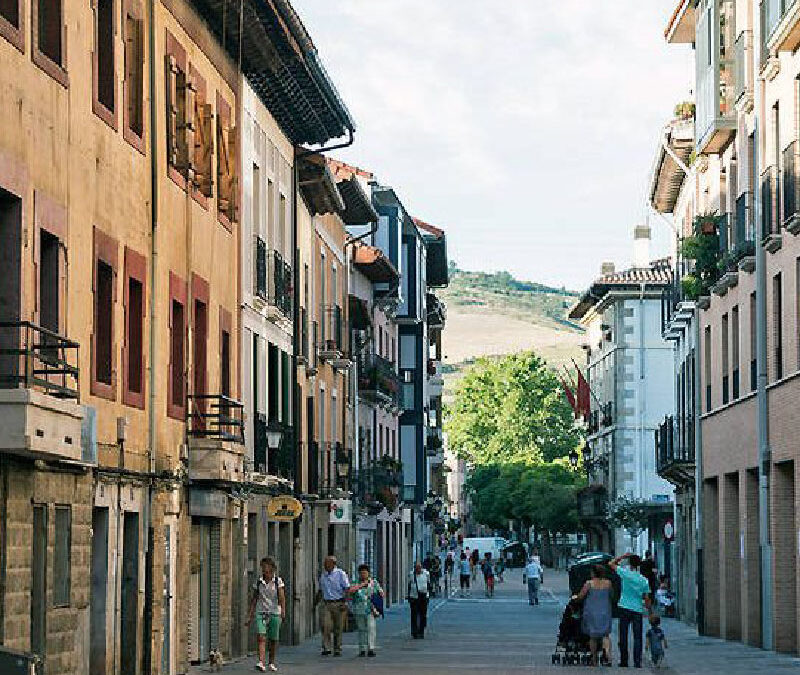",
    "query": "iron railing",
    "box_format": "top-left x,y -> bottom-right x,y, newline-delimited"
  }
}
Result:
358,352 -> 400,405
319,305 -> 343,354
783,140 -> 799,226
0,321 -> 80,399
187,393 -> 244,443
761,165 -> 779,239
655,415 -> 696,483
735,190 -> 755,248
600,401 -> 614,427
269,250 -> 292,318
255,237 -> 268,299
